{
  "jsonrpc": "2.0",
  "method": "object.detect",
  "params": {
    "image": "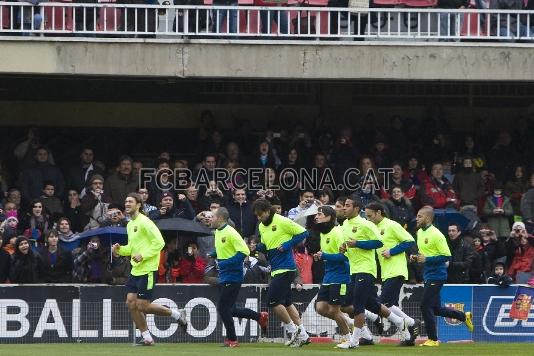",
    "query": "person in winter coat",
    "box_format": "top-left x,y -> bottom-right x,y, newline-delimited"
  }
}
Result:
487,262 -> 513,287
227,189 -> 257,238
384,186 -> 415,228
178,242 -> 206,284
420,162 -> 459,209
452,157 -> 484,208
20,147 -> 65,202
9,236 -> 43,283
380,162 -> 417,201
446,224 -> 475,284
19,199 -> 51,245
483,183 -> 514,237
103,155 -> 138,206
520,173 -> 534,224
507,232 -> 534,282
504,165 -> 528,217
148,192 -> 195,221
0,234 -> 10,283
64,189 -> 88,233
80,174 -> 110,230
39,230 -> 73,283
